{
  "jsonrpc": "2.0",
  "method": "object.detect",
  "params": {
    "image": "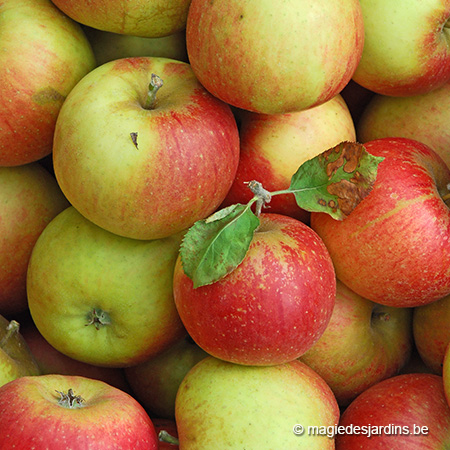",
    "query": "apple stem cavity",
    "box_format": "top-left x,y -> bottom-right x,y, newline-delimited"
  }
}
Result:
144,73 -> 164,110
56,388 -> 85,409
0,320 -> 20,348
85,308 -> 111,330
158,430 -> 180,445
372,311 -> 390,322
